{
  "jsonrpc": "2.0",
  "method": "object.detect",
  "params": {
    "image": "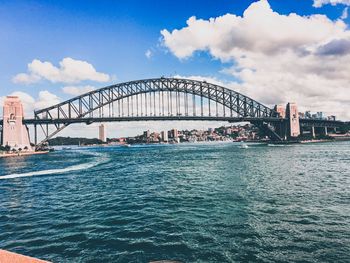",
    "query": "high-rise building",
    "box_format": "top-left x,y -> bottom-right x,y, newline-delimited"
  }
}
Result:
99,124 -> 106,142
169,129 -> 178,139
286,103 -> 300,138
143,130 -> 150,138
274,105 -> 286,118
161,131 -> 168,142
